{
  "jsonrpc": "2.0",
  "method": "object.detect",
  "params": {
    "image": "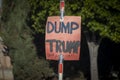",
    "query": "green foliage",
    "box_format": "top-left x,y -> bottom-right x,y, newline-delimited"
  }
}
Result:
14,57 -> 53,80
28,0 -> 59,33
81,0 -> 120,43
1,0 -> 53,80
28,0 -> 120,43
